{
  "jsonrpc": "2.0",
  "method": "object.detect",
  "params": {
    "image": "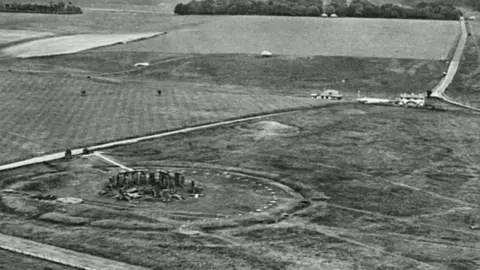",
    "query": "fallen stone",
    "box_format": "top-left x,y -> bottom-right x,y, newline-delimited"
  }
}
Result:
126,187 -> 138,193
